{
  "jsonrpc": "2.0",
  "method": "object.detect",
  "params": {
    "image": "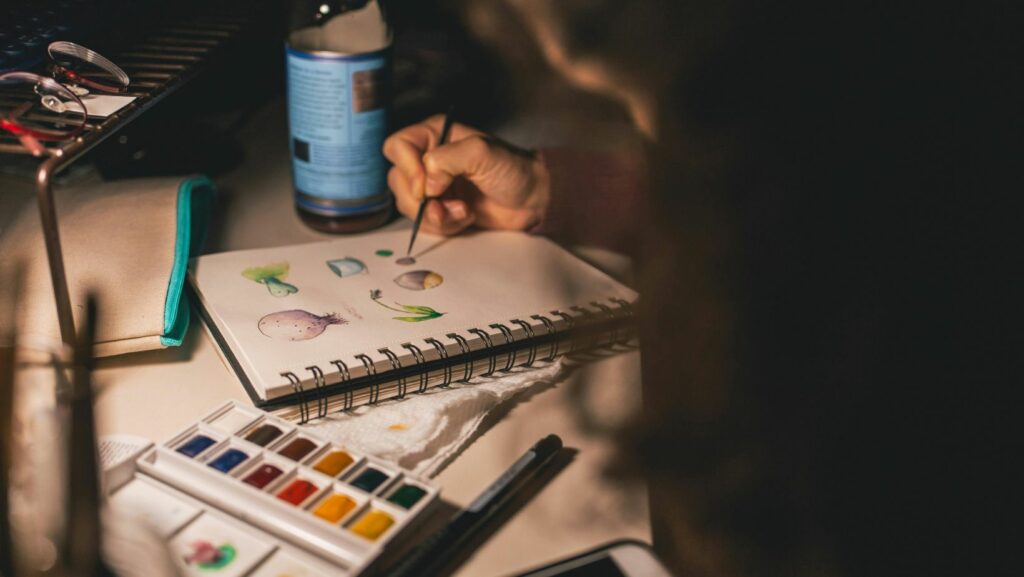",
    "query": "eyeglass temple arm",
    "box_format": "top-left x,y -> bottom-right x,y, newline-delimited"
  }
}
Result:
2,103 -> 48,157
37,154 -> 78,347
52,65 -> 129,93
